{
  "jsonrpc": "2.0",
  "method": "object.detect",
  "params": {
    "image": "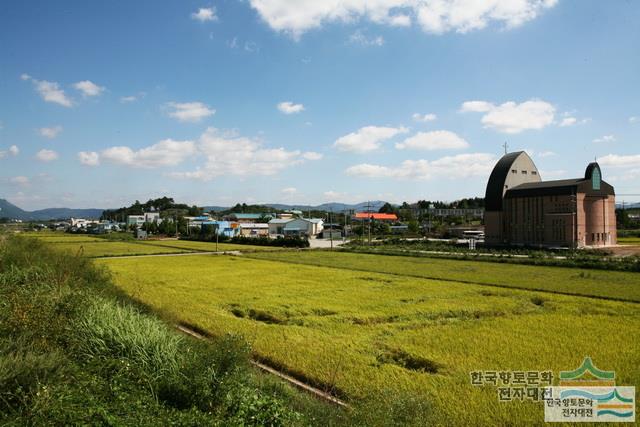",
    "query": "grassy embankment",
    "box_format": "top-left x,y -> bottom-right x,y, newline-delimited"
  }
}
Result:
0,235 -> 355,426
101,253 -> 640,426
